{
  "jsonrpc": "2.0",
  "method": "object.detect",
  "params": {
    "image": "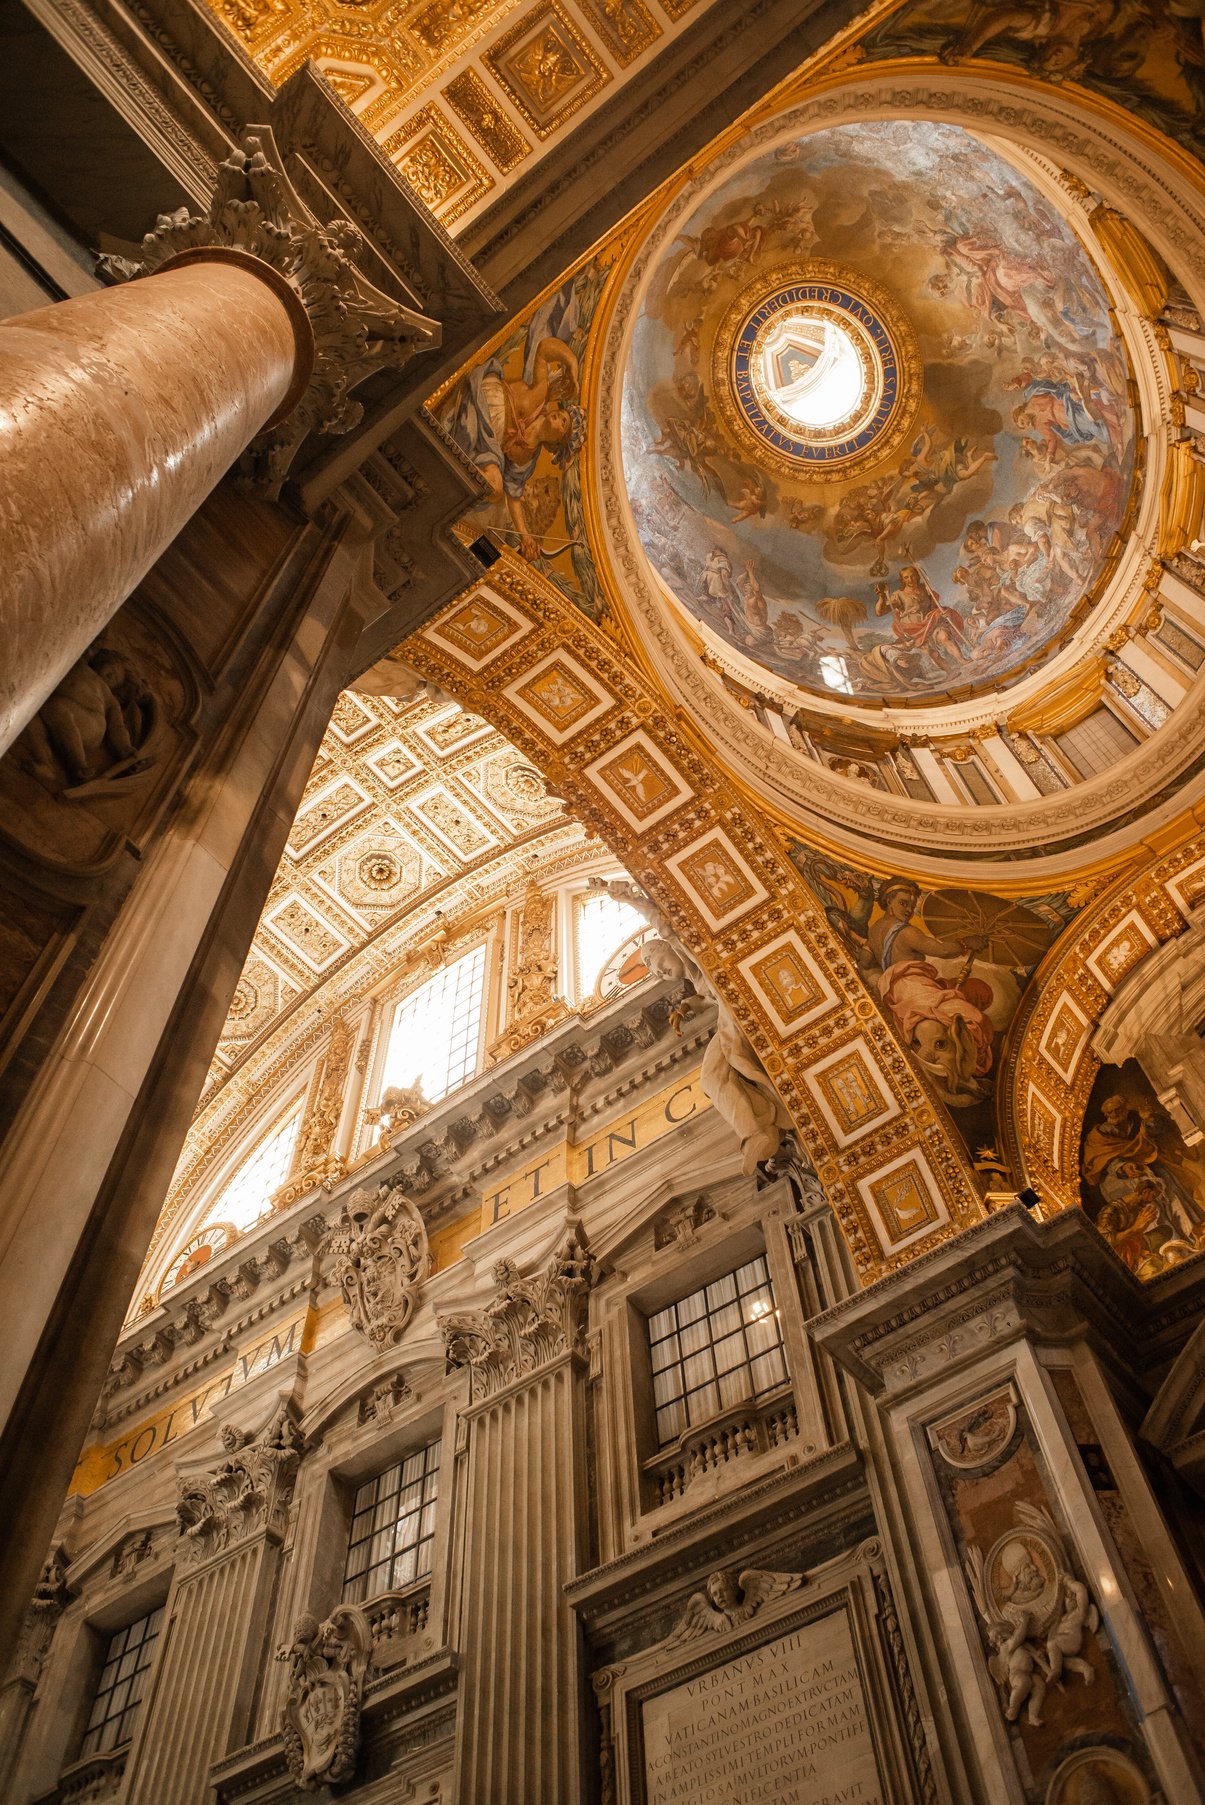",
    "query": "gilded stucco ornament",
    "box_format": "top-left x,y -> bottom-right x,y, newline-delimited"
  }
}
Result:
276,1605 -> 373,1791
99,129 -> 439,491
319,1181 -> 431,1351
